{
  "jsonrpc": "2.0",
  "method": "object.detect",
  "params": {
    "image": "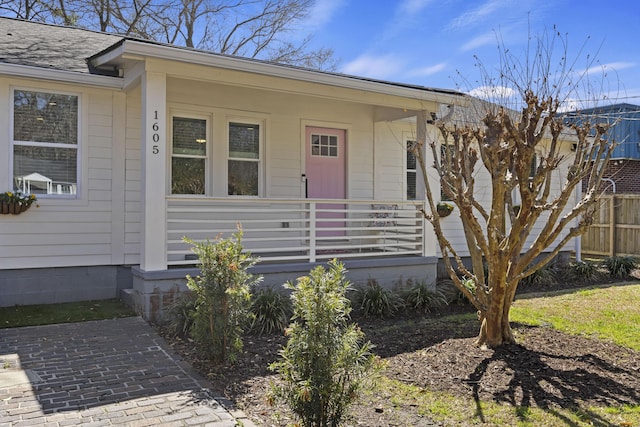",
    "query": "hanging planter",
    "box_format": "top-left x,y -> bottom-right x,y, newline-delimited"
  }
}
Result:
1,191 -> 38,215
436,202 -> 454,218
